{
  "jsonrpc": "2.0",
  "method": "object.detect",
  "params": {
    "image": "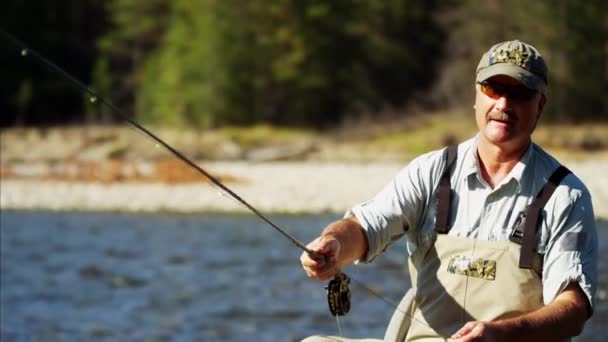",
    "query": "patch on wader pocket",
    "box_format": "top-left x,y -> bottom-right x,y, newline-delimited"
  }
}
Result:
447,255 -> 496,280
